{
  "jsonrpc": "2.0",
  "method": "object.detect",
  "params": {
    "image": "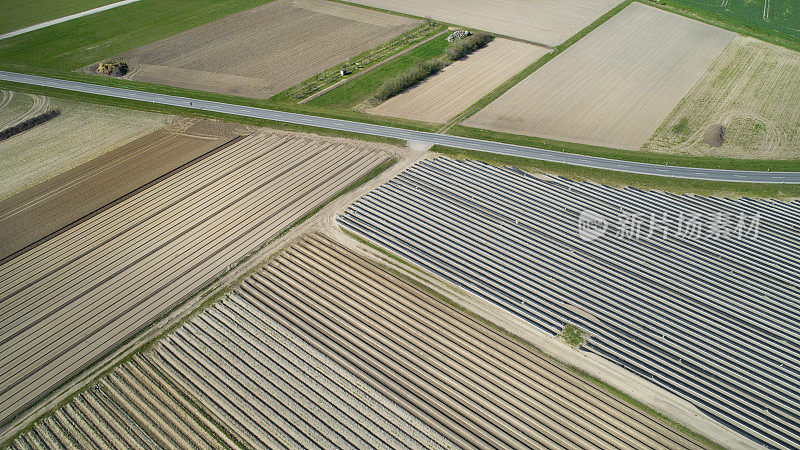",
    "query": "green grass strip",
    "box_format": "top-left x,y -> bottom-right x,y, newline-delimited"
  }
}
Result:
432,144 -> 800,199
